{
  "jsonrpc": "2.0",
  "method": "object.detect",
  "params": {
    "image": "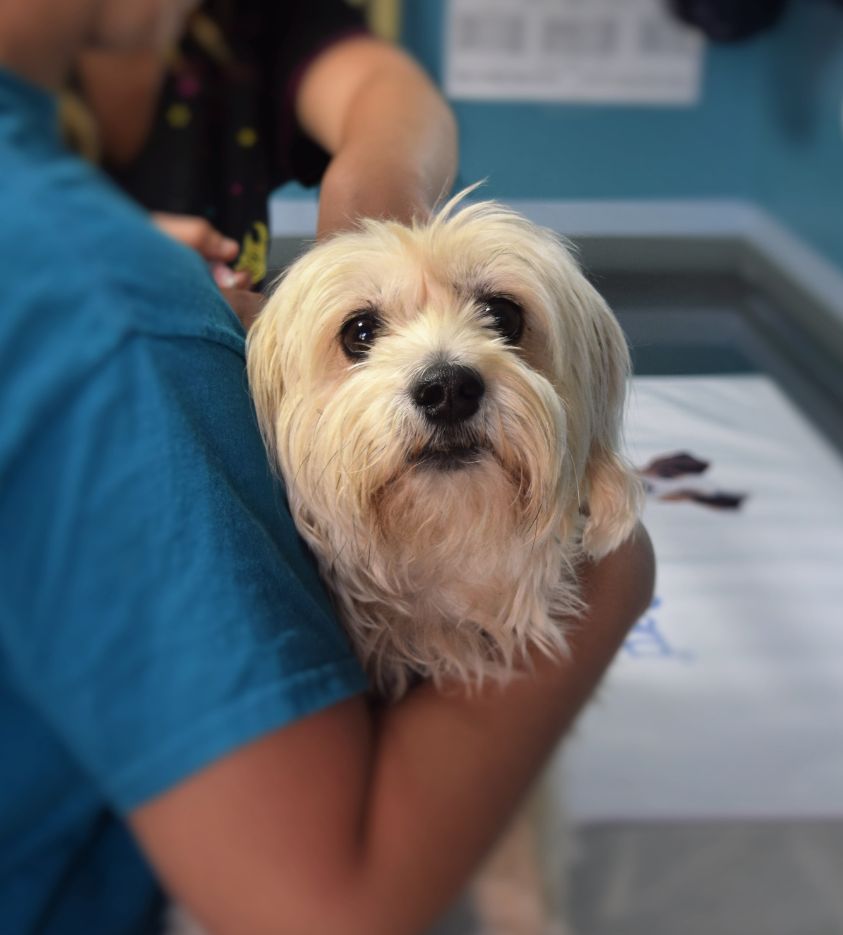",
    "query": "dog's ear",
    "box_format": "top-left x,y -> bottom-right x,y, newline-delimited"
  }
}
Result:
245,301 -> 285,463
578,293 -> 643,559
